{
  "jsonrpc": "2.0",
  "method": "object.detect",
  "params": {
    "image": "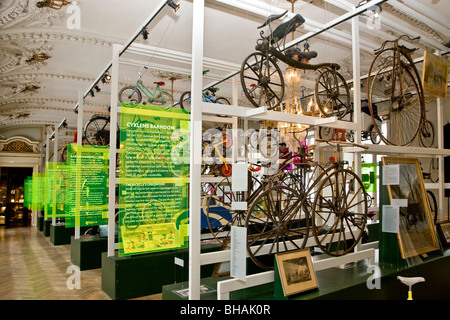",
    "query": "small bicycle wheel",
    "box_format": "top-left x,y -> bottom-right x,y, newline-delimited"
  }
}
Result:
215,97 -> 231,117
429,158 -> 439,183
368,124 -> 381,144
367,48 -> 424,146
319,126 -> 332,140
315,67 -> 351,119
119,86 -> 142,104
245,185 -> 308,270
311,168 -> 368,256
419,119 -> 435,148
221,164 -> 232,177
240,52 -> 285,109
84,116 -> 110,146
179,91 -> 191,113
